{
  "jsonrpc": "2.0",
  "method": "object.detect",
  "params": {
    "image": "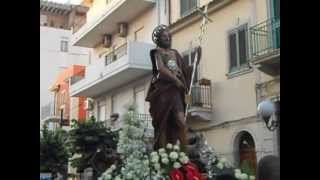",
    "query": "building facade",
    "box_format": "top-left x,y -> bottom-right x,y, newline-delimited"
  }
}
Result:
40,0 -> 92,125
168,0 -> 280,174
69,0 -> 280,175
69,0 -> 168,131
46,65 -> 87,131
